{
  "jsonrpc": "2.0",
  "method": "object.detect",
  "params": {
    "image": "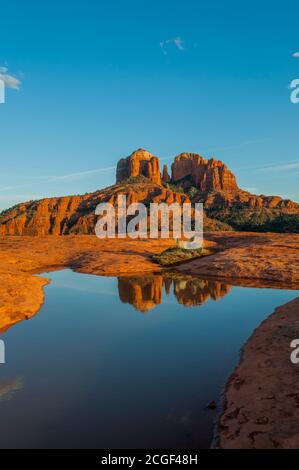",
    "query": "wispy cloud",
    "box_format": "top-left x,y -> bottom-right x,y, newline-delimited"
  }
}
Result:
0,66 -> 21,90
0,165 -> 116,193
256,162 -> 299,172
49,166 -> 116,182
292,52 -> 299,58
201,139 -> 270,155
160,37 -> 185,55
